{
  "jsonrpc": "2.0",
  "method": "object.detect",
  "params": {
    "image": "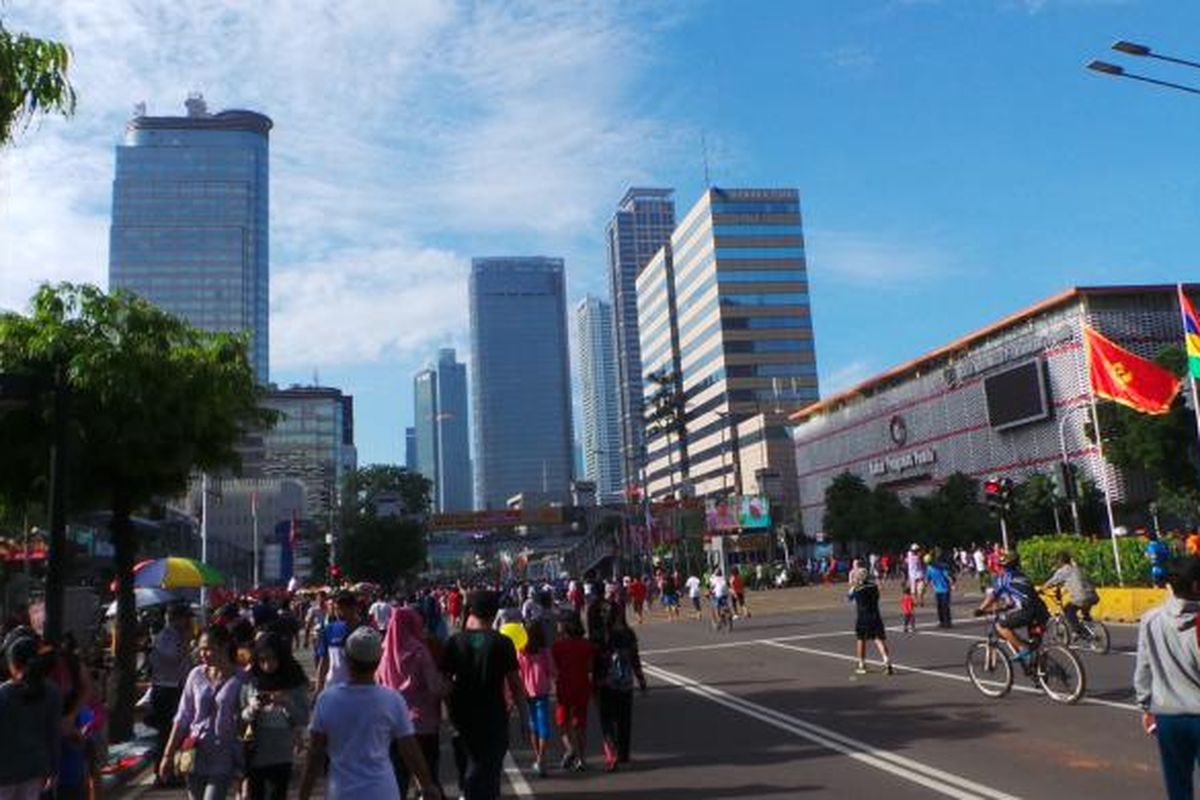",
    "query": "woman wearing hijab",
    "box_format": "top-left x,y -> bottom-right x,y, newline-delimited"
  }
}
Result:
377,606 -> 446,798
240,634 -> 309,800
